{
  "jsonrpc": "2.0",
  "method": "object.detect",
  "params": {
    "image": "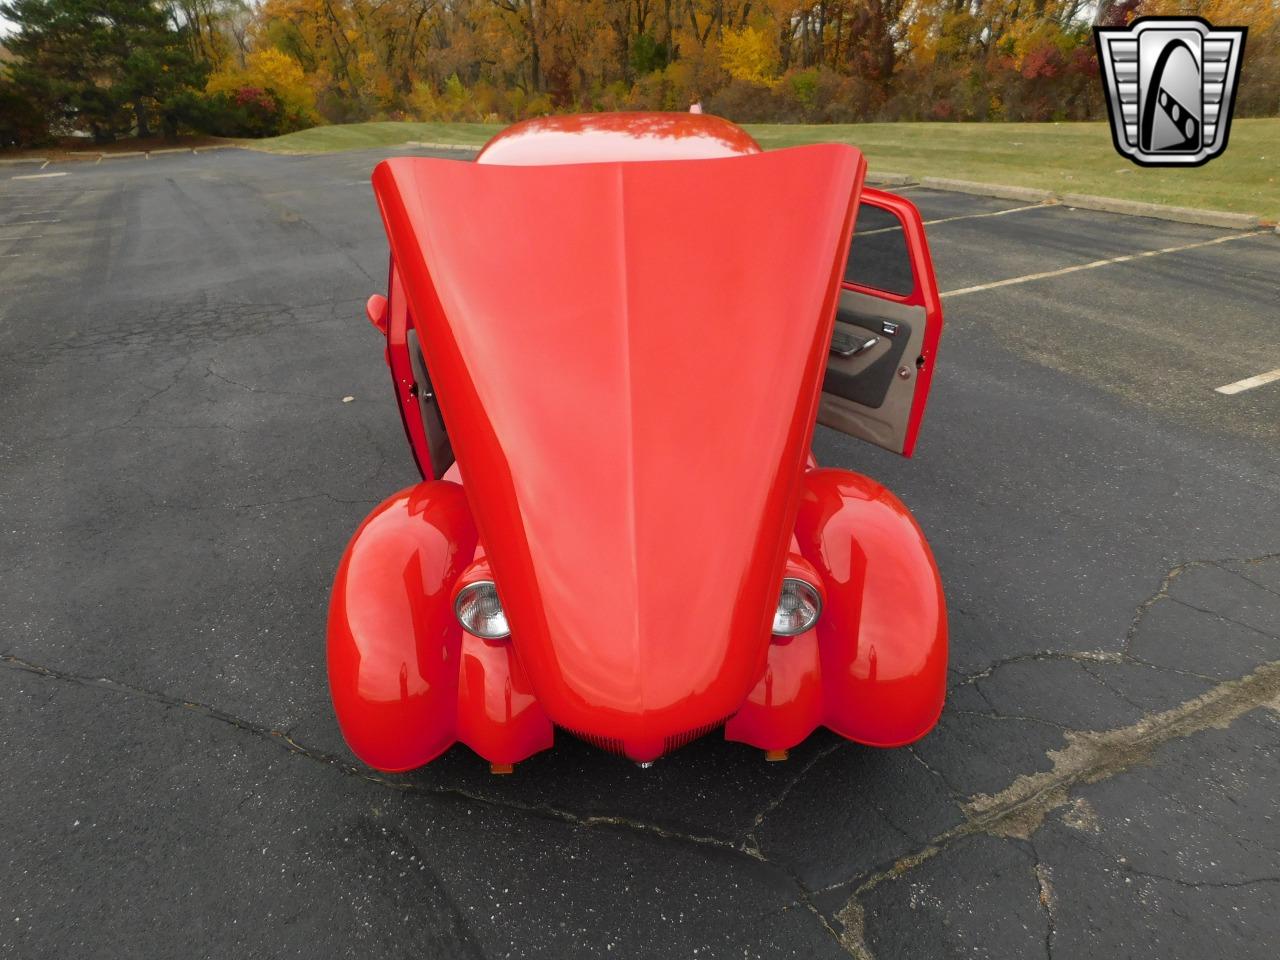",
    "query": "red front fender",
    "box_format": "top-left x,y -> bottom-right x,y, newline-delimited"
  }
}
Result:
327,482 -> 477,771
799,468 -> 947,746
328,481 -> 555,771
726,468 -> 947,751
